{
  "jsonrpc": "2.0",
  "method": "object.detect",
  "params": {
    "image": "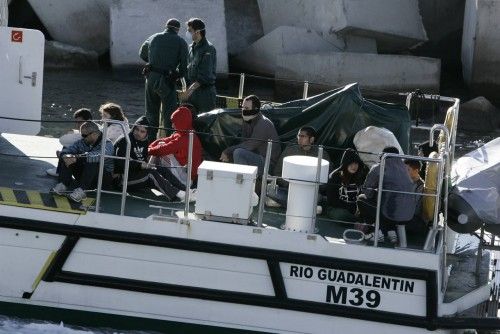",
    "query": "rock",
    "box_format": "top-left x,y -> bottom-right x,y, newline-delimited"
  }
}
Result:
458,96 -> 500,132
44,40 -> 99,69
